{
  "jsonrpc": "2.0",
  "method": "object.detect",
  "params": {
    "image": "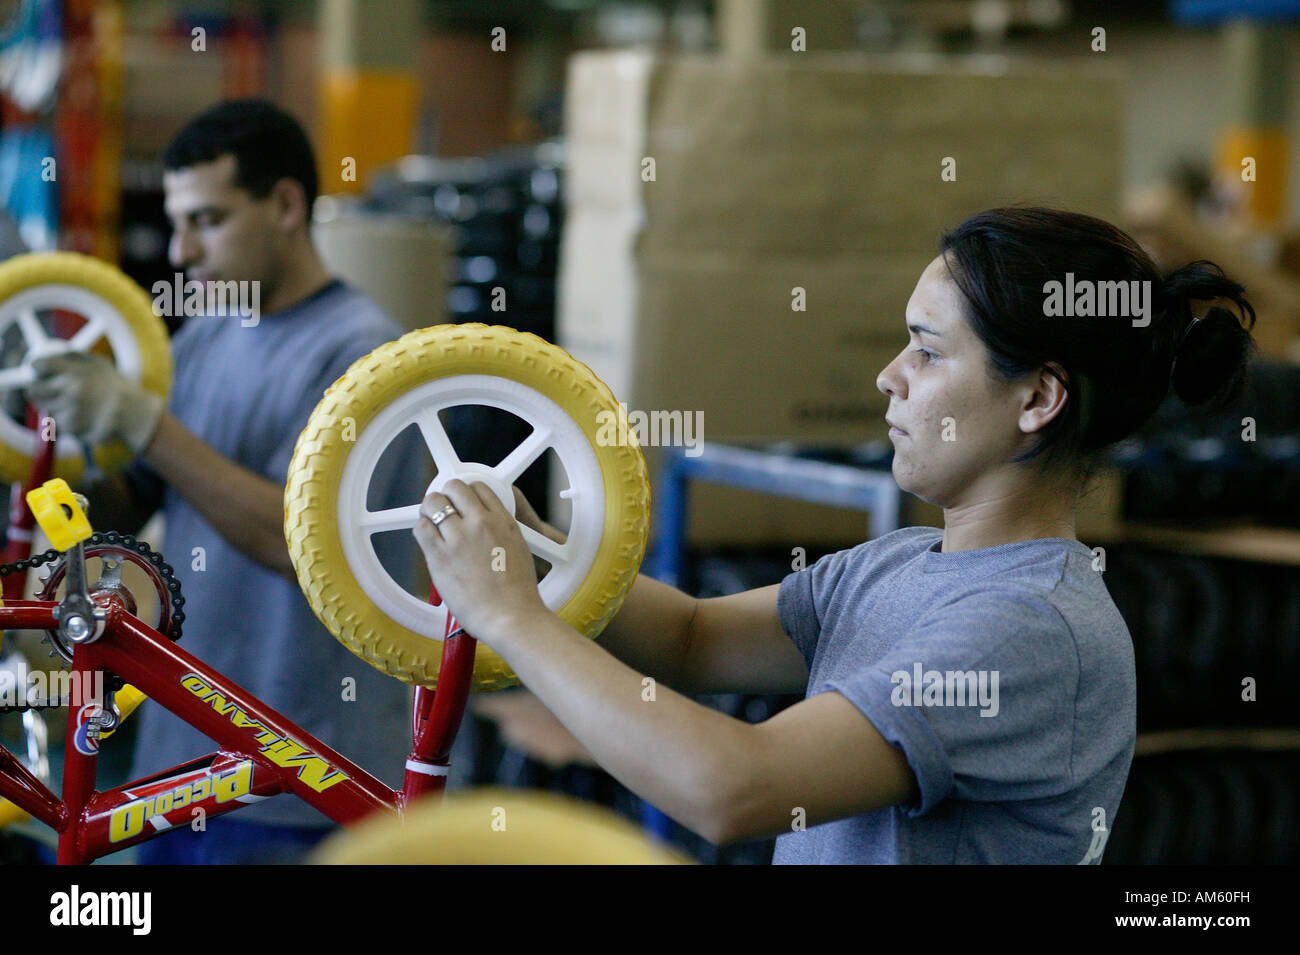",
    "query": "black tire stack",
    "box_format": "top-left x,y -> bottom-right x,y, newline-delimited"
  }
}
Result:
1121,357 -> 1300,528
1102,748 -> 1300,865
1102,352 -> 1300,863
1100,547 -> 1300,864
